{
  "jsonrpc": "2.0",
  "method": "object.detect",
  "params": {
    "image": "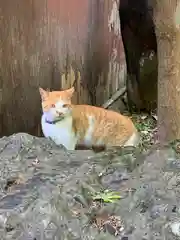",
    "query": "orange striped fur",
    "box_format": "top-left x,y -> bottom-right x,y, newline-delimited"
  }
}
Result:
39,87 -> 140,150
